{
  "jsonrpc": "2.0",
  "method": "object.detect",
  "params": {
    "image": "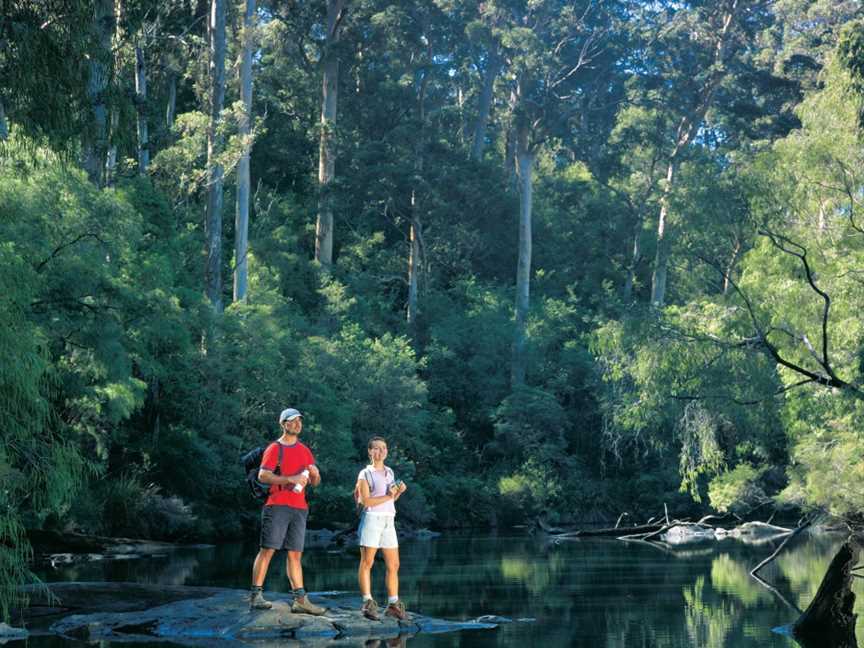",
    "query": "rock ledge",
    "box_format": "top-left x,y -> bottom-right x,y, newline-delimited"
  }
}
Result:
26,582 -> 496,646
